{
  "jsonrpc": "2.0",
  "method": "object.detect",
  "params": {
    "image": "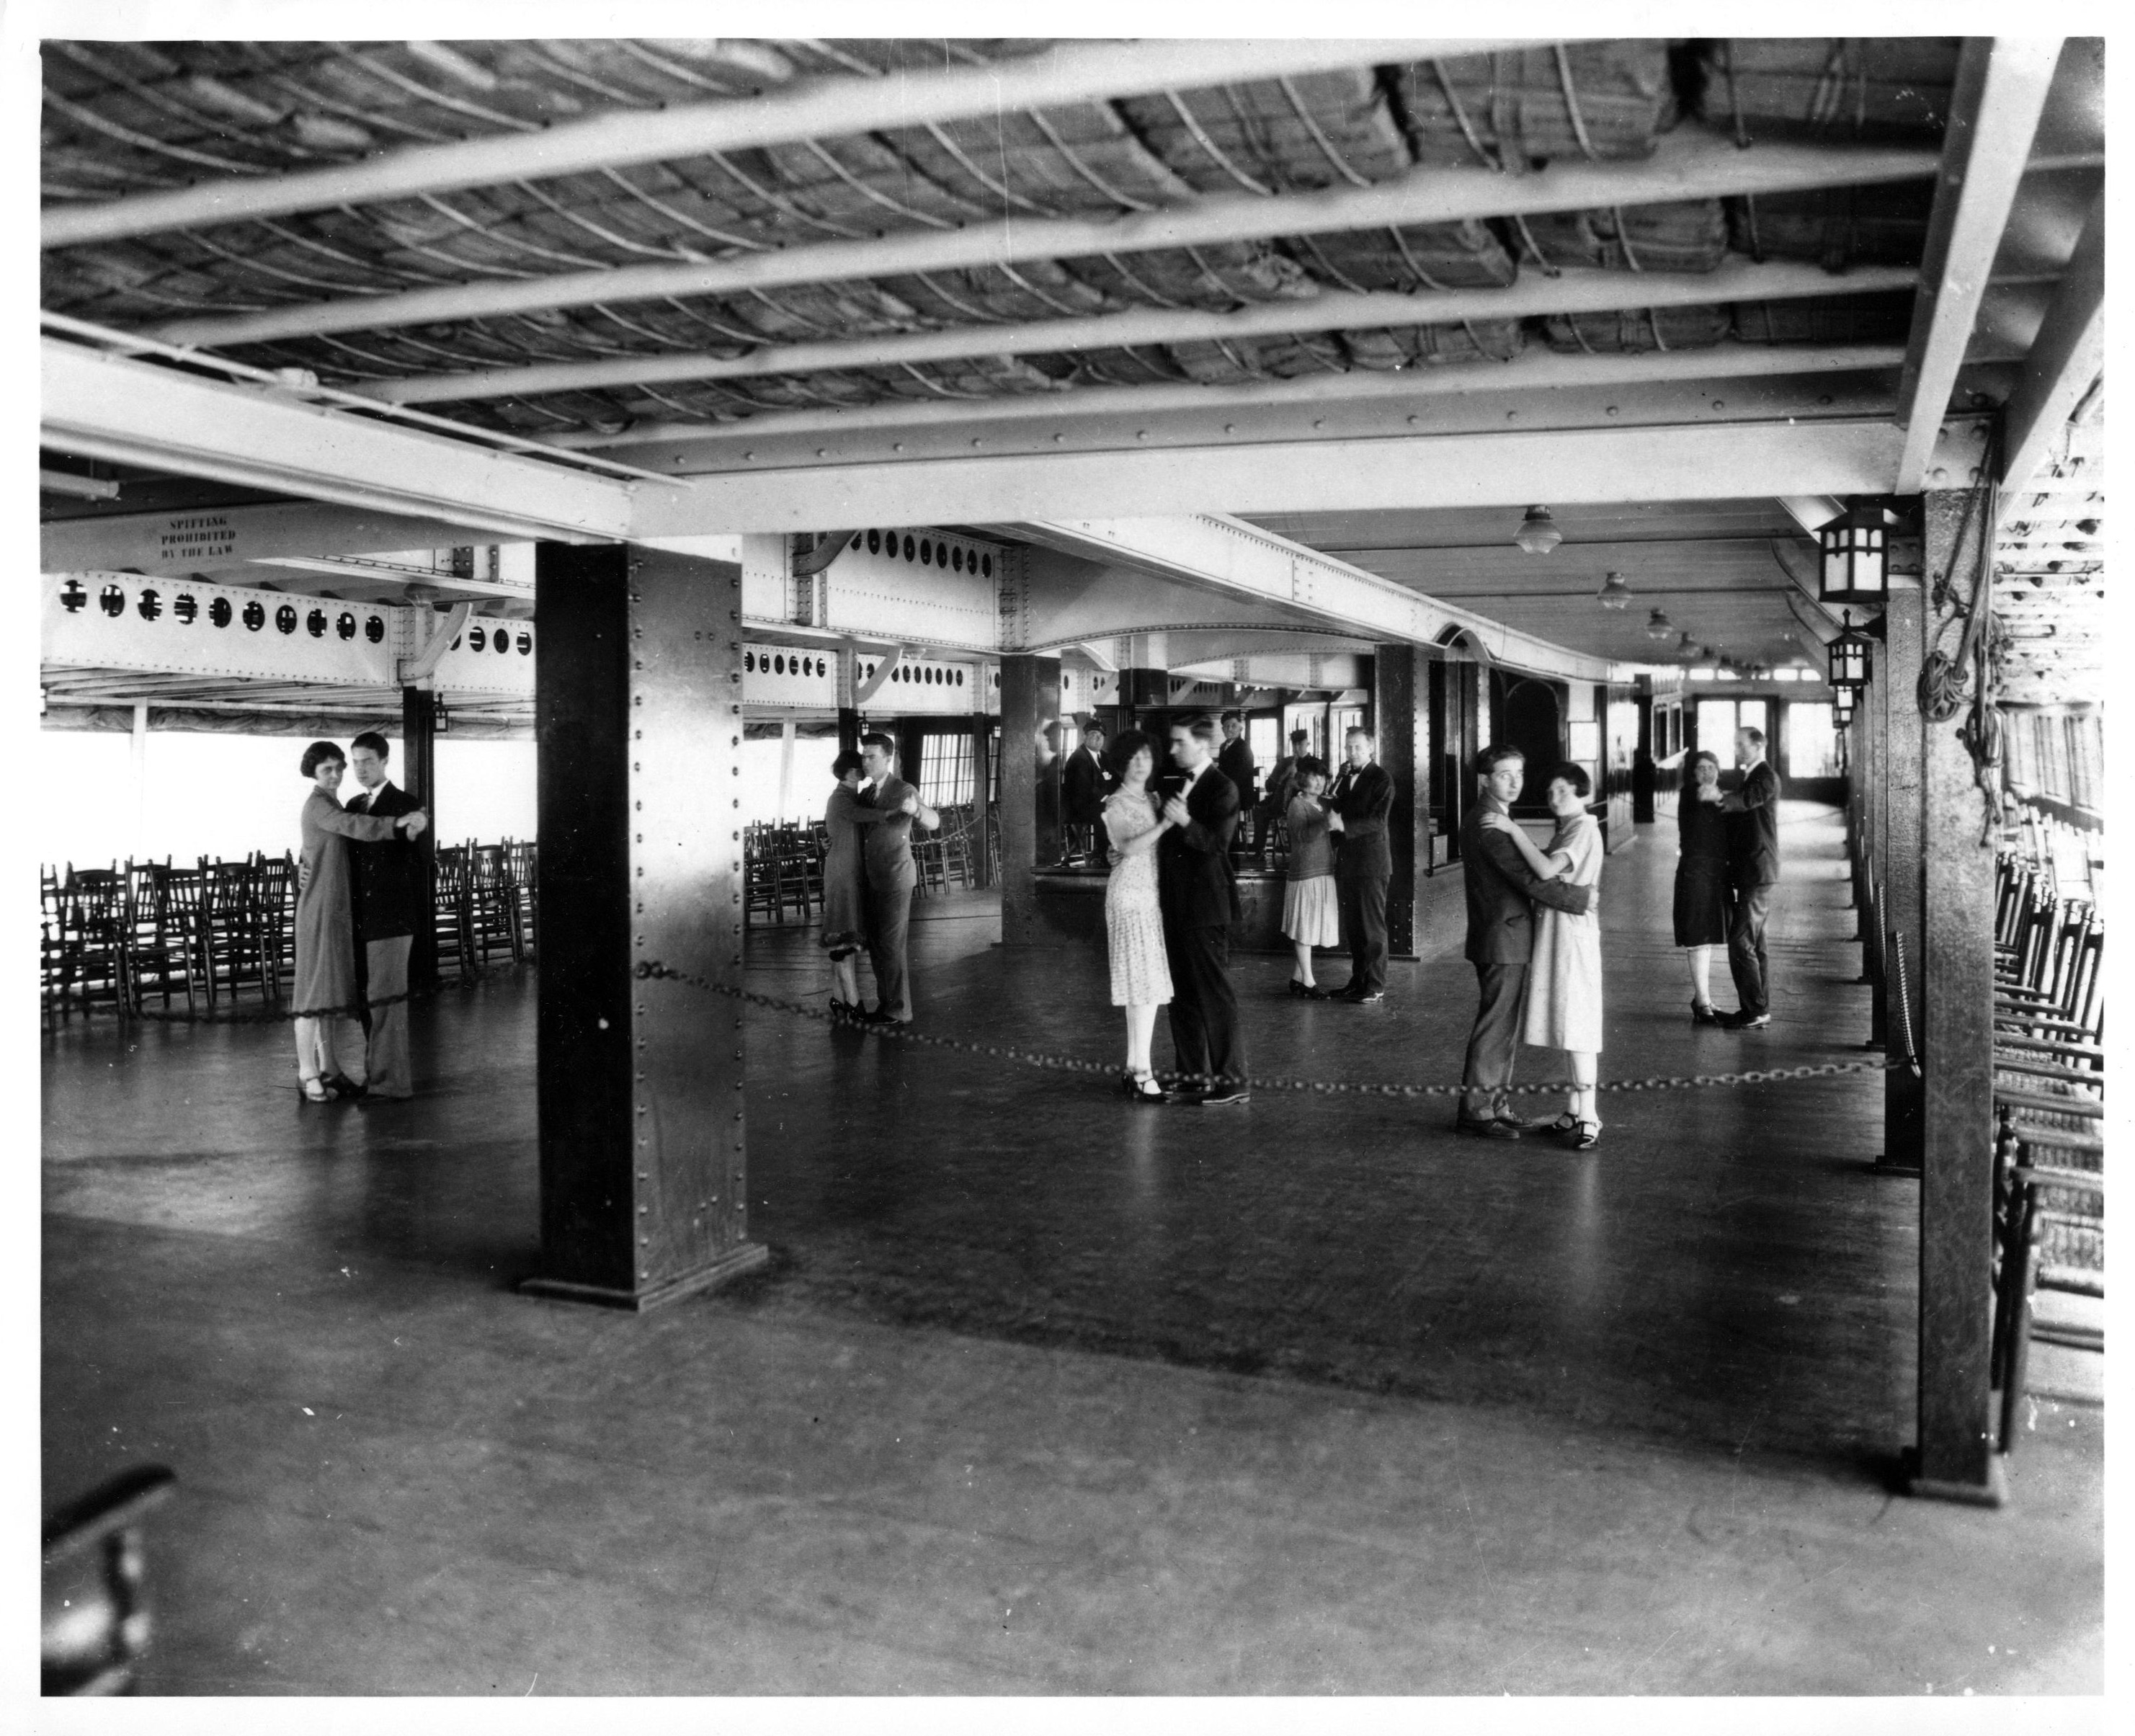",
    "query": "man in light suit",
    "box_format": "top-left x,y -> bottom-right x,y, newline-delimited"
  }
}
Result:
1156,715 -> 1249,1105
1456,745 -> 1596,1139
345,730 -> 428,1100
